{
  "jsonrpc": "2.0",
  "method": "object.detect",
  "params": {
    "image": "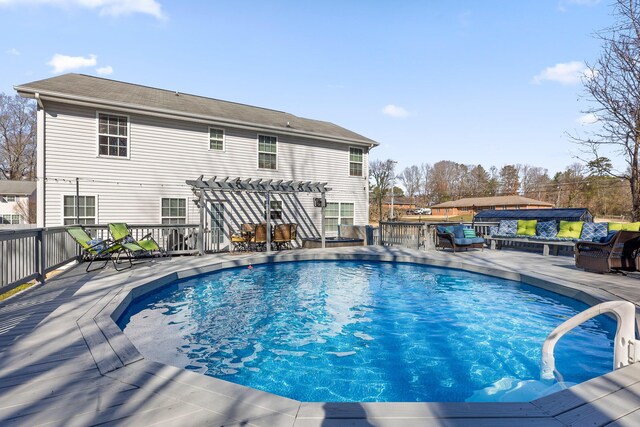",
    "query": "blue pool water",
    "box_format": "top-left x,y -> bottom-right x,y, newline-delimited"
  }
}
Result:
118,261 -> 616,402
